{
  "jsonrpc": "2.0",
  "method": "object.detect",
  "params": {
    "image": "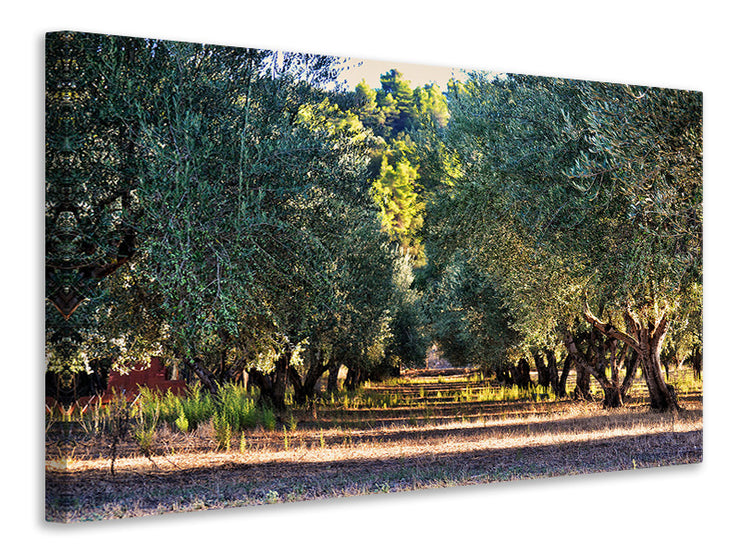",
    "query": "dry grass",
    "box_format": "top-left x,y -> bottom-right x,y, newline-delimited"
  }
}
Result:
46,371 -> 703,522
